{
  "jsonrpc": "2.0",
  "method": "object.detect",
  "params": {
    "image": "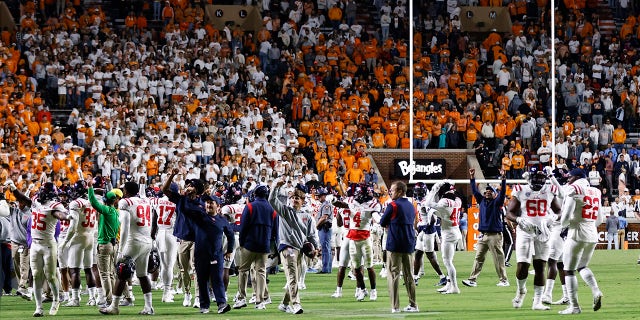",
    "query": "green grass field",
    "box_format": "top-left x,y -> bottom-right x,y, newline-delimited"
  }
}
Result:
1,250 -> 639,319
